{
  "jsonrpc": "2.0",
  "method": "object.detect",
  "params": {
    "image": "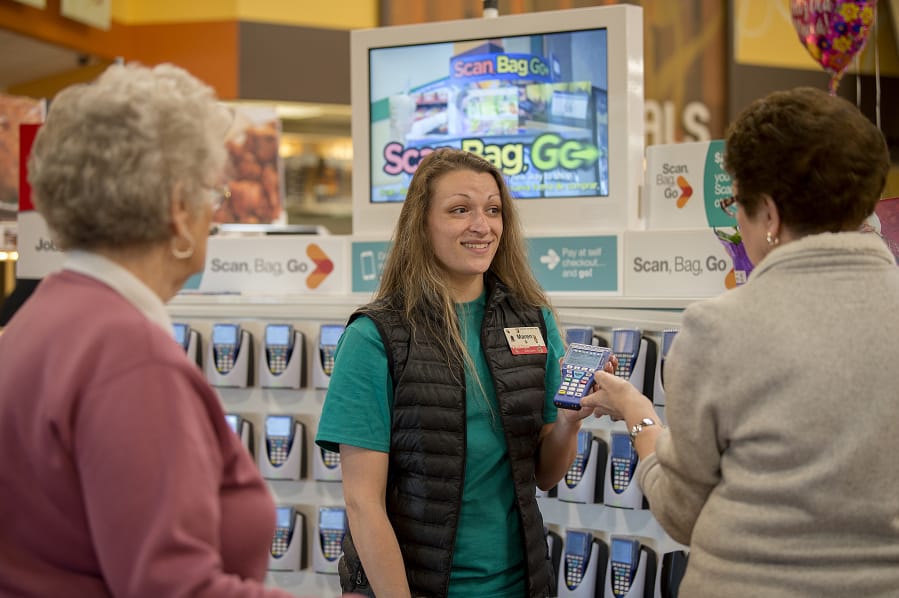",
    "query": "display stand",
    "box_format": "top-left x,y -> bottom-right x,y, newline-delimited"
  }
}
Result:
184,327 -> 202,367
269,510 -> 306,572
603,432 -> 645,510
258,330 -> 306,389
258,420 -> 306,480
558,435 -> 608,505
313,447 -> 342,482
654,550 -> 688,598
557,531 -> 608,598
313,507 -> 347,574
205,329 -> 254,388
604,544 -> 656,598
